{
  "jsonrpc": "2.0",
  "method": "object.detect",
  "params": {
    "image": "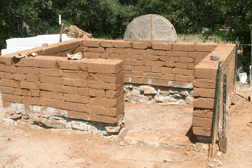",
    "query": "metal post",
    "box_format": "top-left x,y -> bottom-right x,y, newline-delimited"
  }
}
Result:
210,61 -> 222,157
220,74 -> 227,152
234,44 -> 238,82
250,30 -> 252,101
